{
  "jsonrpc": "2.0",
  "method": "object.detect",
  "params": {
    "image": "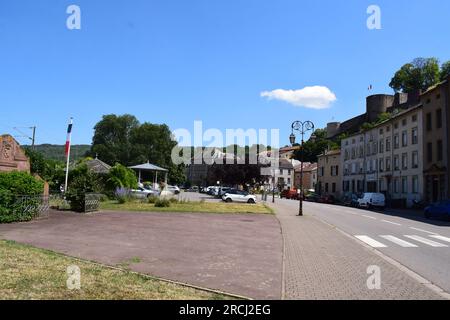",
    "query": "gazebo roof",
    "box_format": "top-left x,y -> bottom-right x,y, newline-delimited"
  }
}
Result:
129,162 -> 168,172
